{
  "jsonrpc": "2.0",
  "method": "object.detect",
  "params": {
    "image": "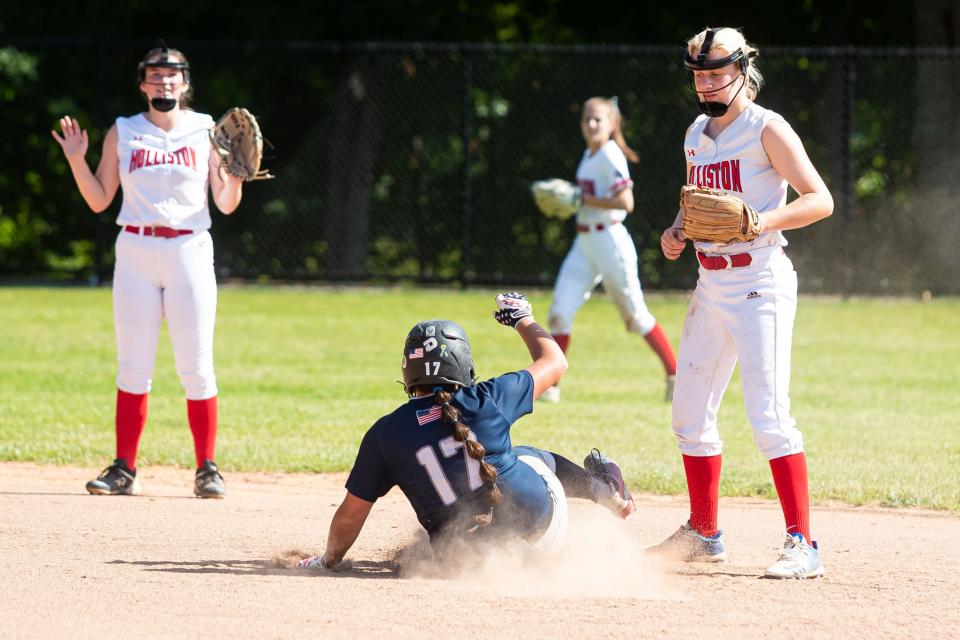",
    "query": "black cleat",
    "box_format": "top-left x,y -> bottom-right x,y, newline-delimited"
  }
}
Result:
194,459 -> 226,499
86,459 -> 141,496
